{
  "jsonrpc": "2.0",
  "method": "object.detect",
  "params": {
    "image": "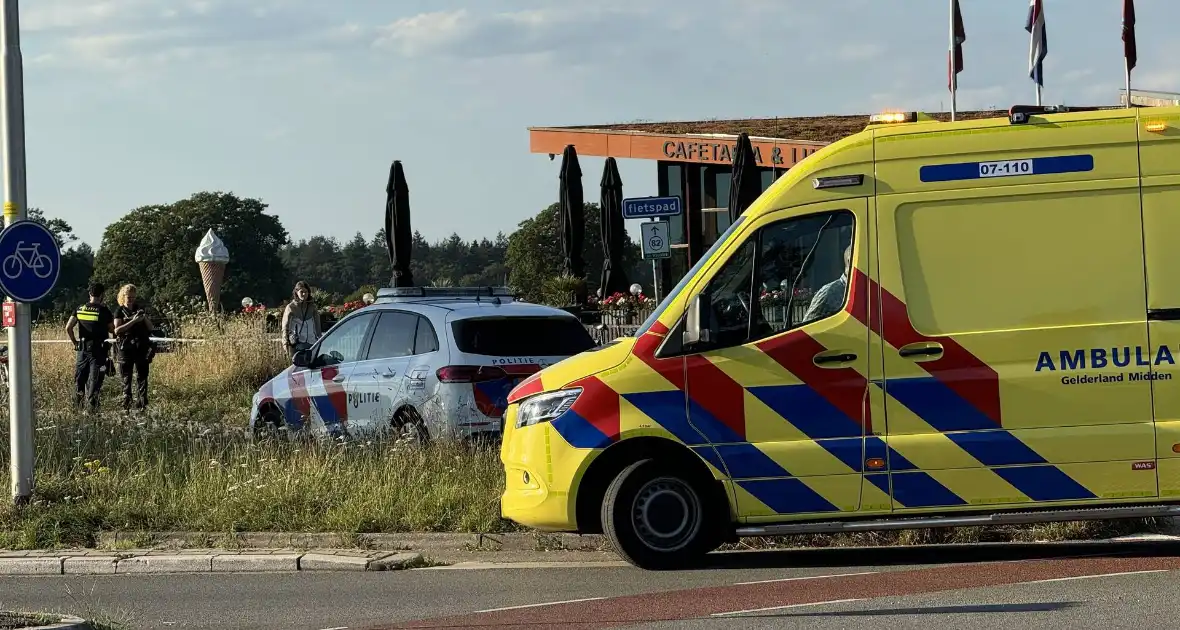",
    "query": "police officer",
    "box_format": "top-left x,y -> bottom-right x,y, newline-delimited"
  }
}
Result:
65,282 -> 115,412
